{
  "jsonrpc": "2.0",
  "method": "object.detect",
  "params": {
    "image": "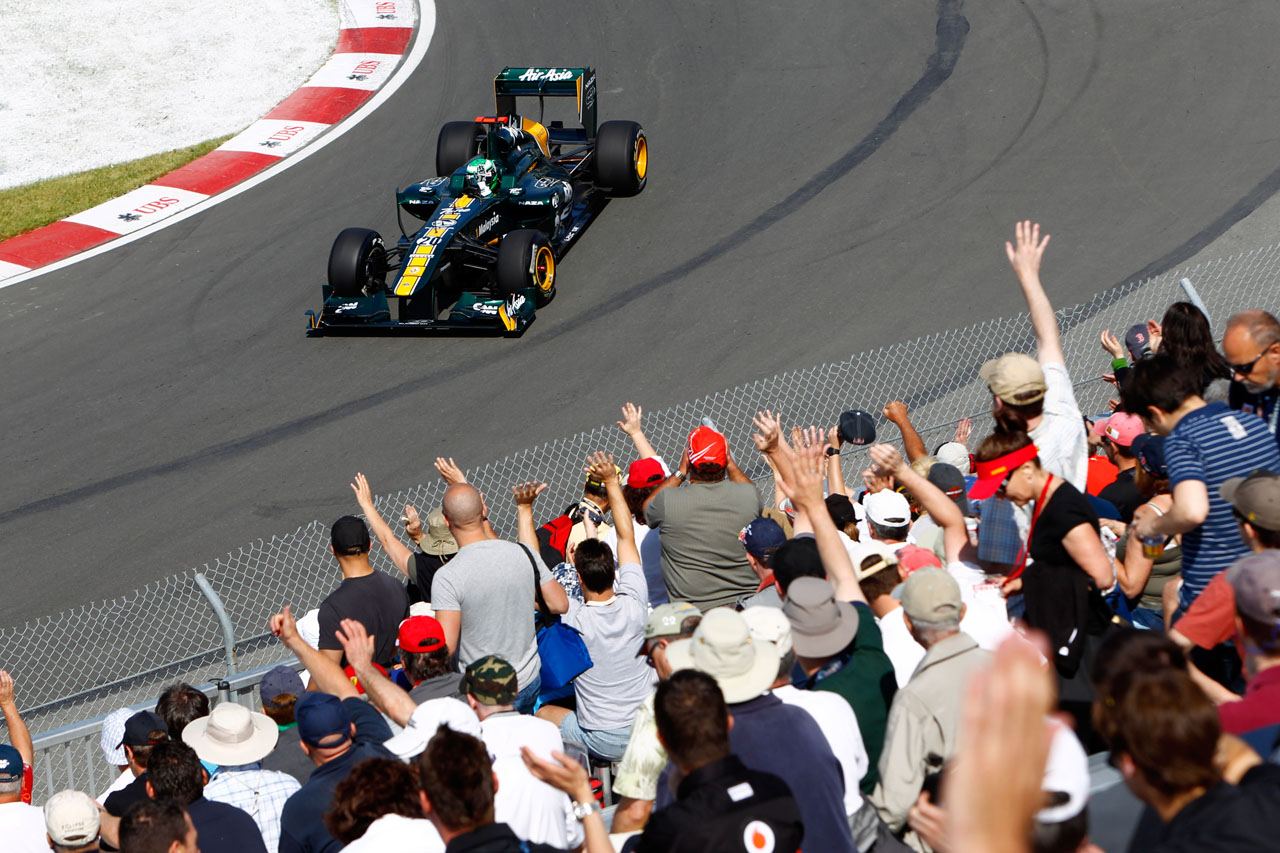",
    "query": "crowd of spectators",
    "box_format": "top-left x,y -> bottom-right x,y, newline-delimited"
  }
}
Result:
7,219 -> 1280,852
